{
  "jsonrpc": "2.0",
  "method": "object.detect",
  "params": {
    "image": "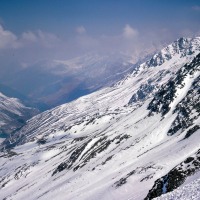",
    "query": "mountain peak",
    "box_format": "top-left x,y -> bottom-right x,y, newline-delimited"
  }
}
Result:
148,36 -> 200,67
128,36 -> 200,78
